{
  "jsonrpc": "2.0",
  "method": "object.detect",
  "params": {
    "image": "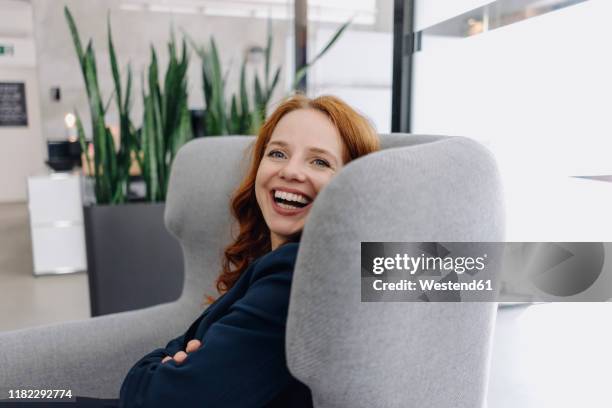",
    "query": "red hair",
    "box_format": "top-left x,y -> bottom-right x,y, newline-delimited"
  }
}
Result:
213,94 -> 380,296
